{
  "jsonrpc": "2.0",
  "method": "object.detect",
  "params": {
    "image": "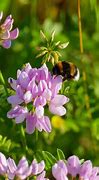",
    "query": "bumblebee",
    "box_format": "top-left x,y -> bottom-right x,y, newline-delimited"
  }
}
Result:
52,61 -> 80,81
